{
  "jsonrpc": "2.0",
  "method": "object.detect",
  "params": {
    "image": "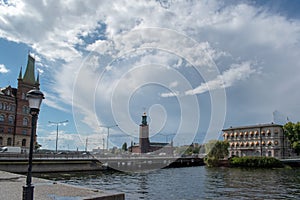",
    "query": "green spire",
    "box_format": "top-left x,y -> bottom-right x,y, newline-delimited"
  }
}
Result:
18,67 -> 22,79
36,72 -> 40,84
23,54 -> 36,84
141,112 -> 147,126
